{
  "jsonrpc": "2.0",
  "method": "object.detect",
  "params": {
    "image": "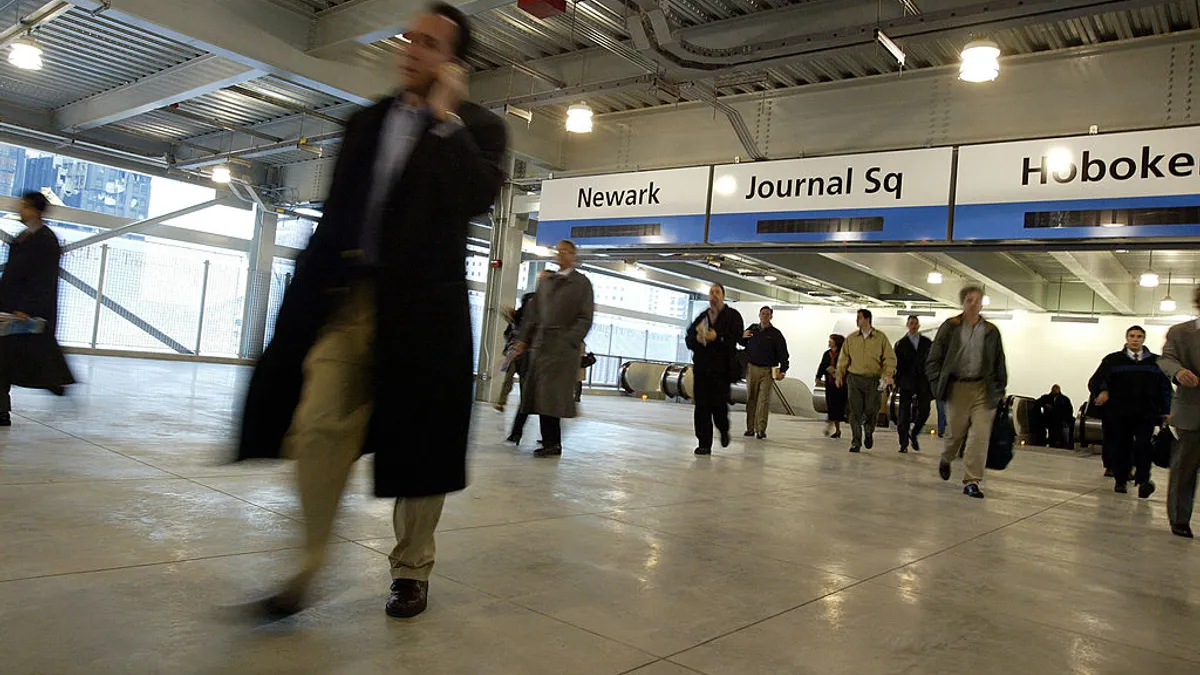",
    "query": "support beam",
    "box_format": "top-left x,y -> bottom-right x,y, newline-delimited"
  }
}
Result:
640,260 -> 803,304
54,55 -> 262,132
1050,251 -> 1136,315
59,268 -> 193,355
0,1 -> 72,51
930,252 -> 1048,310
744,253 -> 895,303
310,0 -> 511,57
65,0 -> 395,104
820,252 -> 963,307
63,197 -> 233,252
